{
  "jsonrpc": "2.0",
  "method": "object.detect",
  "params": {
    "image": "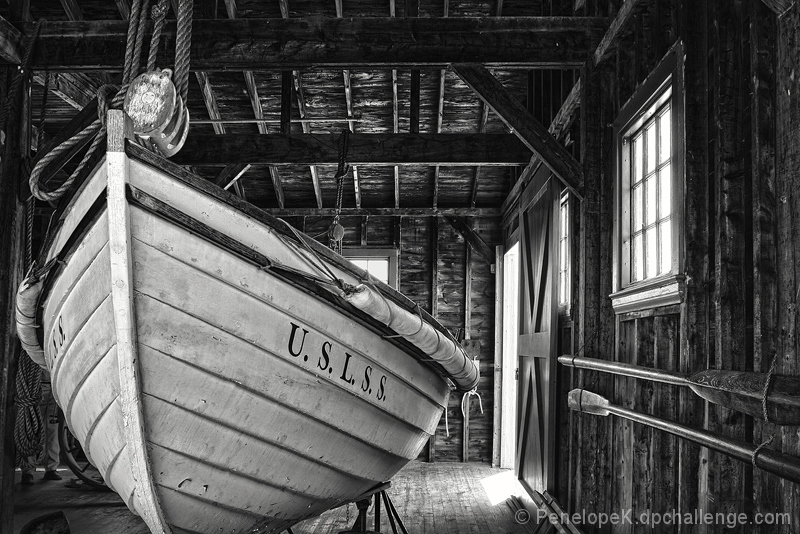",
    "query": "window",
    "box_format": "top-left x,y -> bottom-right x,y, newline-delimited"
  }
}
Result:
557,191 -> 570,314
611,43 -> 685,314
343,249 -> 399,289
